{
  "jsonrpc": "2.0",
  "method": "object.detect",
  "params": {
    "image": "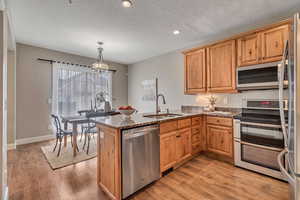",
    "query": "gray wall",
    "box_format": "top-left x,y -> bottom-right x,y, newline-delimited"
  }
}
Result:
128,50 -> 278,113
7,50 -> 15,145
16,43 -> 128,140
